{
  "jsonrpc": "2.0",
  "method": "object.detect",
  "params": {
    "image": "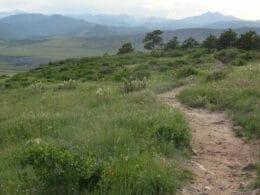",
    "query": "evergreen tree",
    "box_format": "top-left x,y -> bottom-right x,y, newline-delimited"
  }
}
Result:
143,30 -> 164,50
182,37 -> 199,49
117,43 -> 135,55
202,35 -> 217,51
165,36 -> 179,50
237,31 -> 260,50
217,29 -> 237,49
